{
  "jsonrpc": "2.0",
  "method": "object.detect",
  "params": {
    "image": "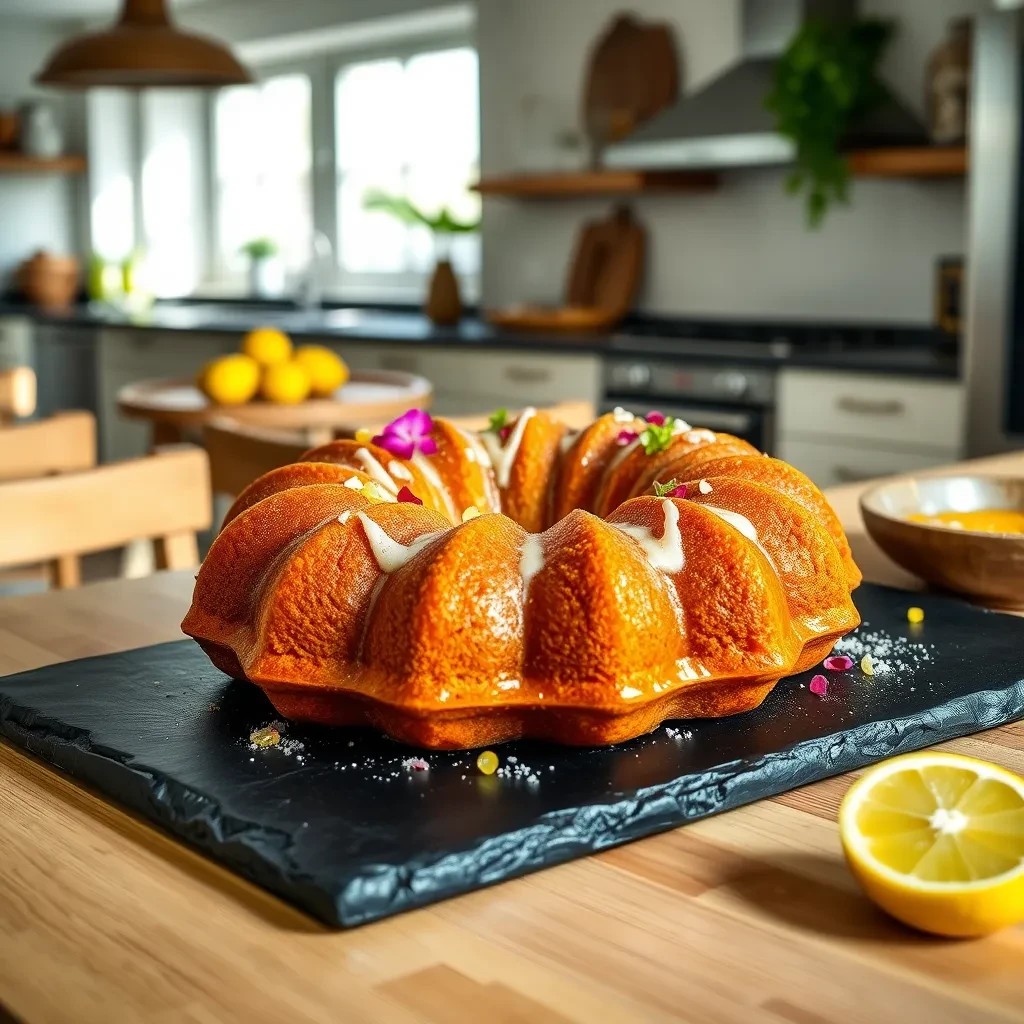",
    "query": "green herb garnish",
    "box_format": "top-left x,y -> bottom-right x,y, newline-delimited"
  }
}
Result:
653,478 -> 682,498
639,418 -> 676,455
487,408 -> 509,433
